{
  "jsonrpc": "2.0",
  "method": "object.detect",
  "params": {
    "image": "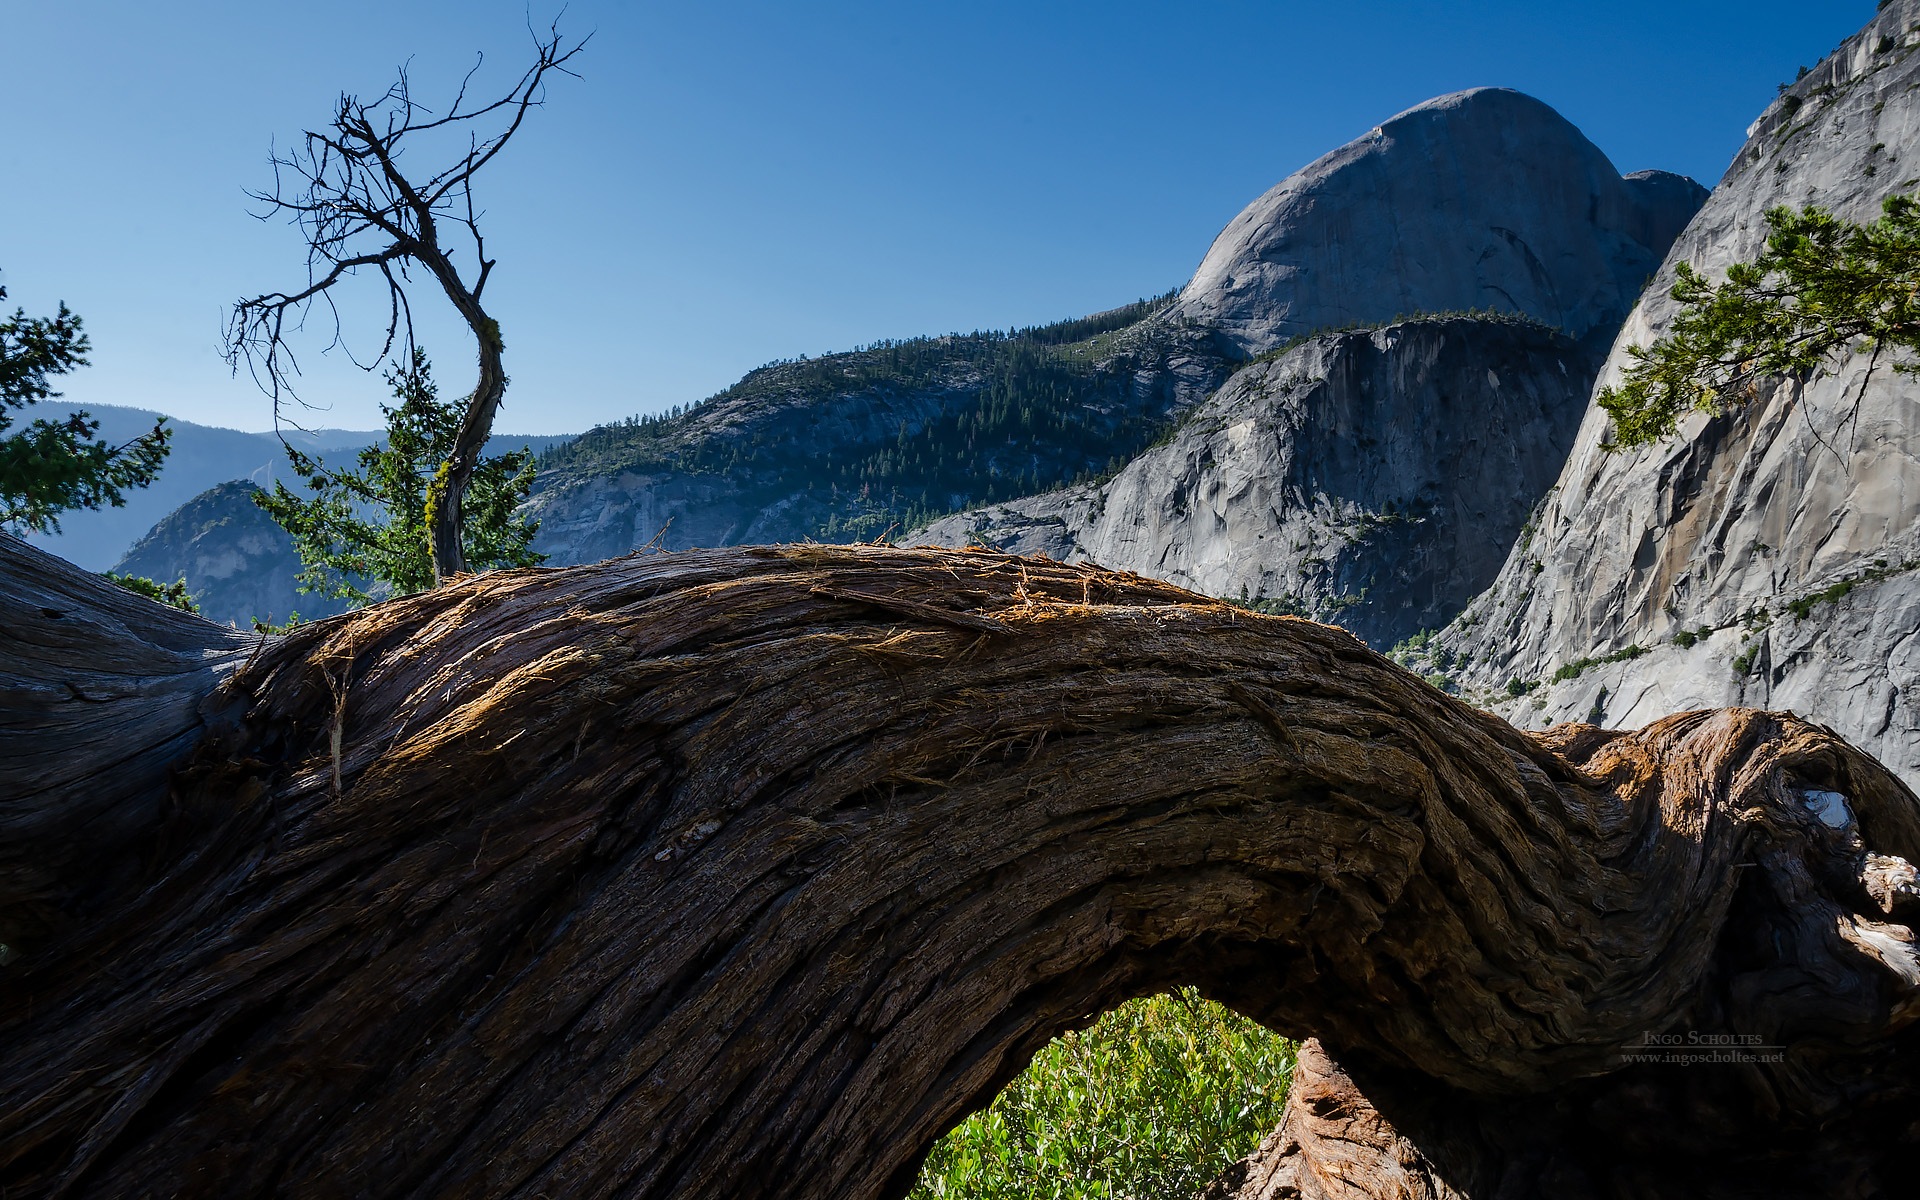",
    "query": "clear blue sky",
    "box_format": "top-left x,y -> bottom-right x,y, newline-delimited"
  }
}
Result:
0,1 -> 1877,435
